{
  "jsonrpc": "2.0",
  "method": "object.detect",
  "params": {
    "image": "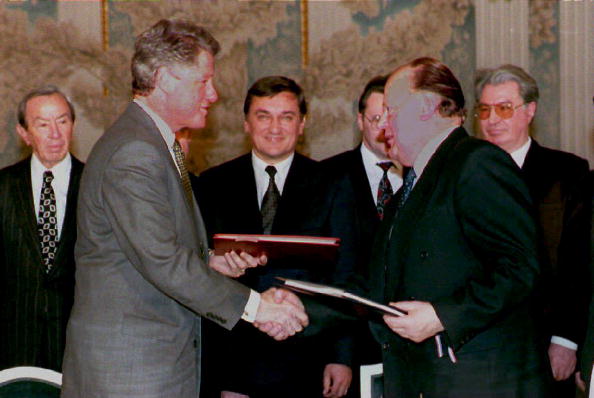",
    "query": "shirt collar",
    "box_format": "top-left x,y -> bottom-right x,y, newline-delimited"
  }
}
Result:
413,126 -> 457,179
133,98 -> 175,149
31,152 -> 71,178
509,137 -> 532,168
251,151 -> 294,179
360,141 -> 391,167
